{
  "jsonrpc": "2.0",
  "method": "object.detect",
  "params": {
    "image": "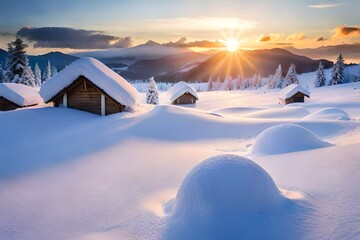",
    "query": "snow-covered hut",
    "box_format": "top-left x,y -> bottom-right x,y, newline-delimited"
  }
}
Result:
167,81 -> 198,105
40,57 -> 138,116
279,84 -> 310,105
0,83 -> 43,111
